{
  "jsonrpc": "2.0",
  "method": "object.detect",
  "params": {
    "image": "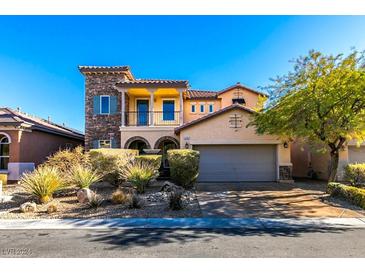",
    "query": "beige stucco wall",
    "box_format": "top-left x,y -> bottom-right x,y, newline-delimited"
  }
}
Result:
178,108 -> 290,167
217,87 -> 261,109
120,128 -> 179,149
183,99 -> 221,123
